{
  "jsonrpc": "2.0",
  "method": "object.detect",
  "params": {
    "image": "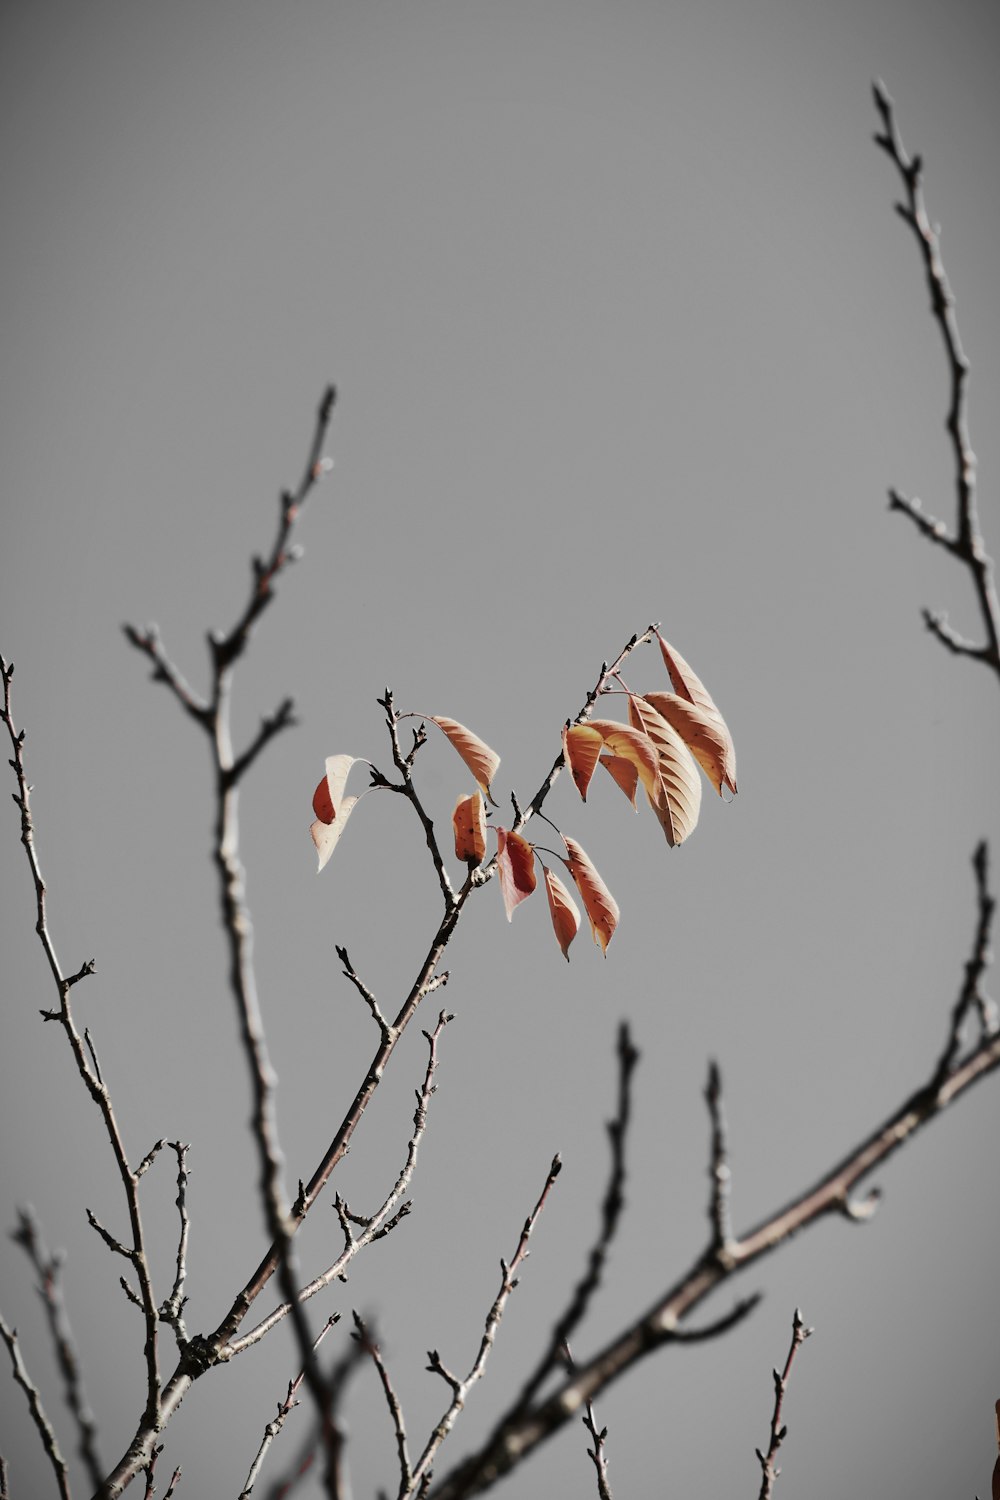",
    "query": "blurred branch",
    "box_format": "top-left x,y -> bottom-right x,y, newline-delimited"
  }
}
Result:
755,1309 -> 813,1499
11,1205 -> 105,1490
873,81 -> 1000,680
0,1311 -> 71,1500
